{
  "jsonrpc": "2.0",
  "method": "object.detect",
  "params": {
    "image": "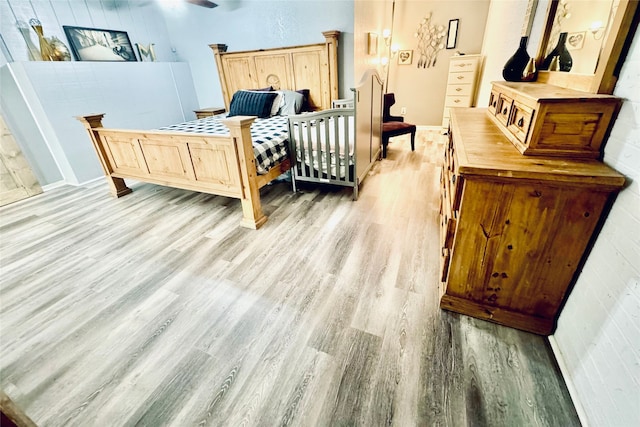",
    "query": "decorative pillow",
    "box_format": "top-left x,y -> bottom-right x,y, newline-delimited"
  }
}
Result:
270,91 -> 285,116
228,90 -> 279,118
296,89 -> 312,112
278,90 -> 306,115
